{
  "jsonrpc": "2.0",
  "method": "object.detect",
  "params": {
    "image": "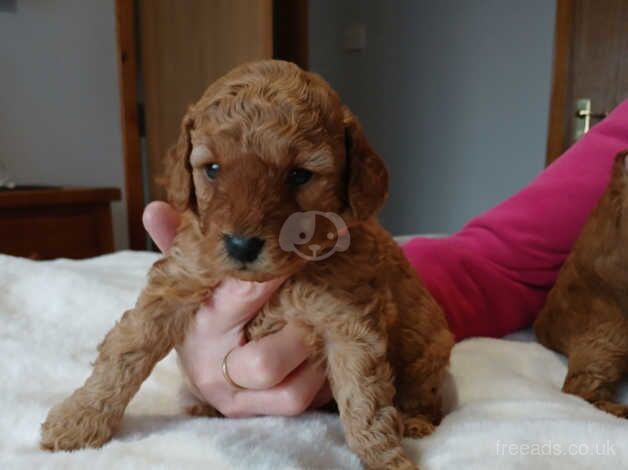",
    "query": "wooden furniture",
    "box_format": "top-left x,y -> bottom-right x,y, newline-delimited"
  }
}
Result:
0,187 -> 121,260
